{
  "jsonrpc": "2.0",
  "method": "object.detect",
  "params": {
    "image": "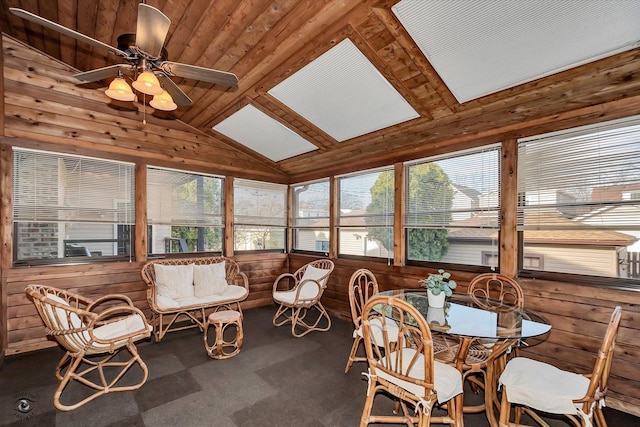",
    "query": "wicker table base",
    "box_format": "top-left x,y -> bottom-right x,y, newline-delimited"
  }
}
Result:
204,310 -> 243,359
